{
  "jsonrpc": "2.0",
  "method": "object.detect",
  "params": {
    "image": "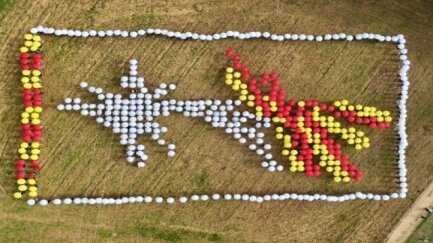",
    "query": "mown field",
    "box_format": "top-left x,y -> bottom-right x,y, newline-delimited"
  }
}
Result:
0,0 -> 432,242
